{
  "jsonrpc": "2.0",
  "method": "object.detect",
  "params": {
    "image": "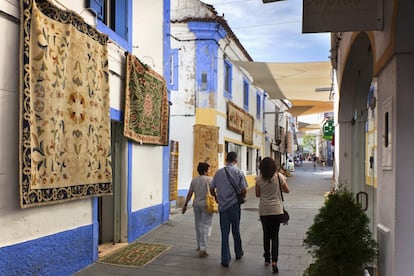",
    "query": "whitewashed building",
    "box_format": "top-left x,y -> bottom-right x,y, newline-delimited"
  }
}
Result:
169,0 -> 285,193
